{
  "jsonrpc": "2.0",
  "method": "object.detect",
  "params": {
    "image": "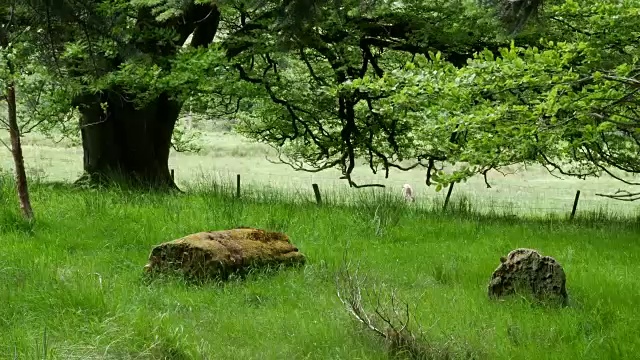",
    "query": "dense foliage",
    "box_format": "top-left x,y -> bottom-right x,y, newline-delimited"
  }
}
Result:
1,0 -> 639,198
225,0 -> 640,194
